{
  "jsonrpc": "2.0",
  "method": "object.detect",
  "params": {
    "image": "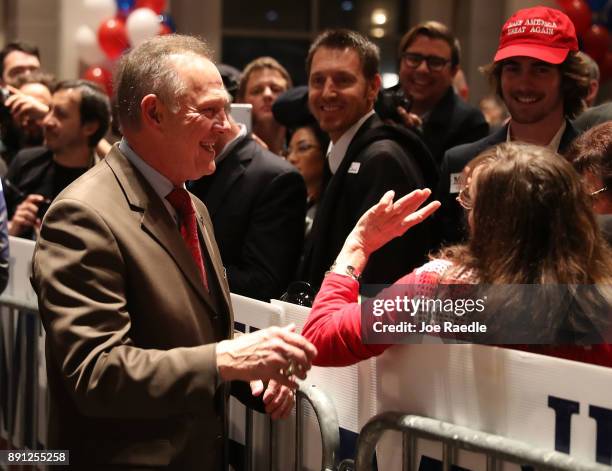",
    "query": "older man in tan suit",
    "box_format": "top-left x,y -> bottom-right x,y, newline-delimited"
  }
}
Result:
31,35 -> 316,469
